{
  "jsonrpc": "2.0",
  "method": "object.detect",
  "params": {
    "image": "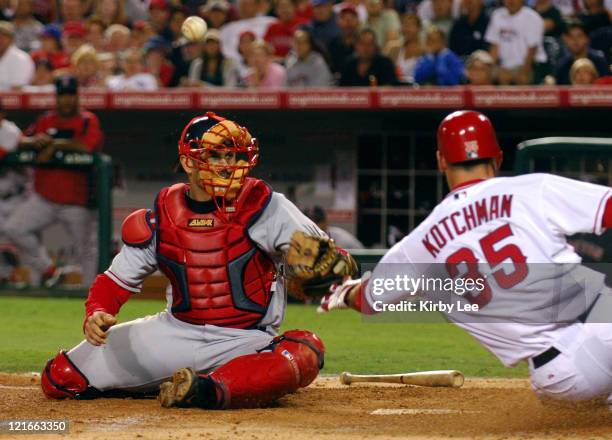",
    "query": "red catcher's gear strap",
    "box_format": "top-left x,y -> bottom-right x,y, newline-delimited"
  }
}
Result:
602,196 -> 612,229
84,274 -> 131,331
